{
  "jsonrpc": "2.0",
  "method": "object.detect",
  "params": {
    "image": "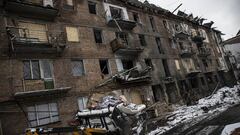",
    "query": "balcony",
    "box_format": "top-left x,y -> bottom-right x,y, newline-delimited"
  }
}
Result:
107,18 -> 137,30
198,47 -> 211,57
110,38 -> 143,56
4,0 -> 58,21
180,47 -> 196,57
7,27 -> 66,55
